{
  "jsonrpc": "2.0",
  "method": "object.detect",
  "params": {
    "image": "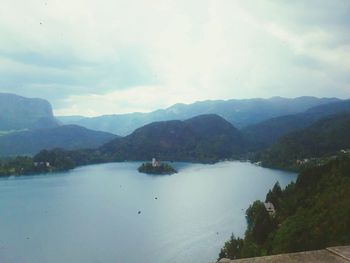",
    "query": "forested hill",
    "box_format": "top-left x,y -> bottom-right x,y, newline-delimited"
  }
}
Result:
0,114 -> 246,175
257,112 -> 350,170
100,114 -> 245,162
219,154 -> 350,260
242,99 -> 350,151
